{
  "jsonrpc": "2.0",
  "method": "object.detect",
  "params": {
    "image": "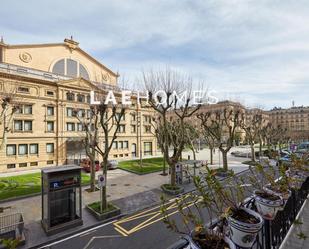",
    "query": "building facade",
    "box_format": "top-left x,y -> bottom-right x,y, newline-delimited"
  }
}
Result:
0,38 -> 157,172
268,106 -> 309,142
